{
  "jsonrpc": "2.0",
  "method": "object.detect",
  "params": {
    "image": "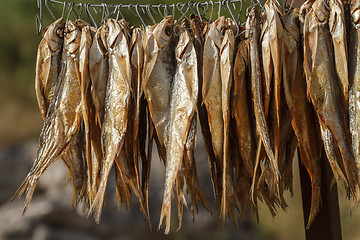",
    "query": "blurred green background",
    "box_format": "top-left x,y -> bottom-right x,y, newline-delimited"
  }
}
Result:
1,0 -> 360,239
